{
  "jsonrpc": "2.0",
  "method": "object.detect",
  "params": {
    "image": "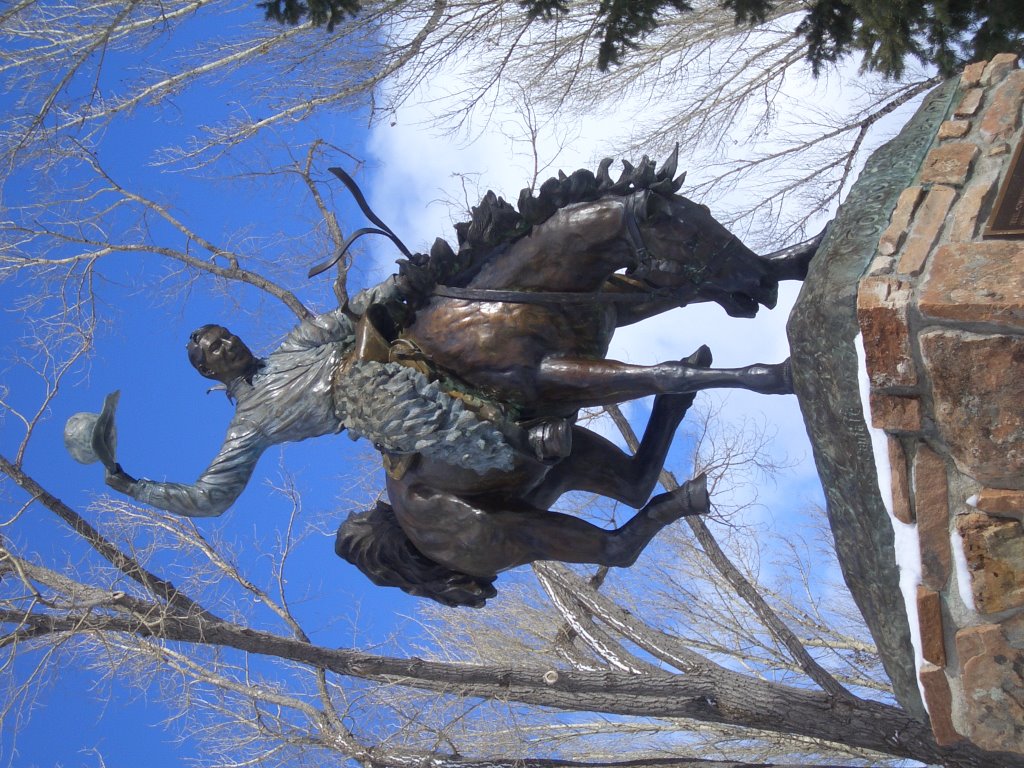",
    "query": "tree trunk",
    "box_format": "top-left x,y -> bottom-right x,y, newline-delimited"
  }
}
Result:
13,606 -> 1016,768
